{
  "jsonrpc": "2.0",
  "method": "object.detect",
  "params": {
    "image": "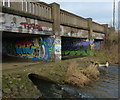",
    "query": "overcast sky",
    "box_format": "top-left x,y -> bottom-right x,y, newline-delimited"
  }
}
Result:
41,0 -> 119,26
